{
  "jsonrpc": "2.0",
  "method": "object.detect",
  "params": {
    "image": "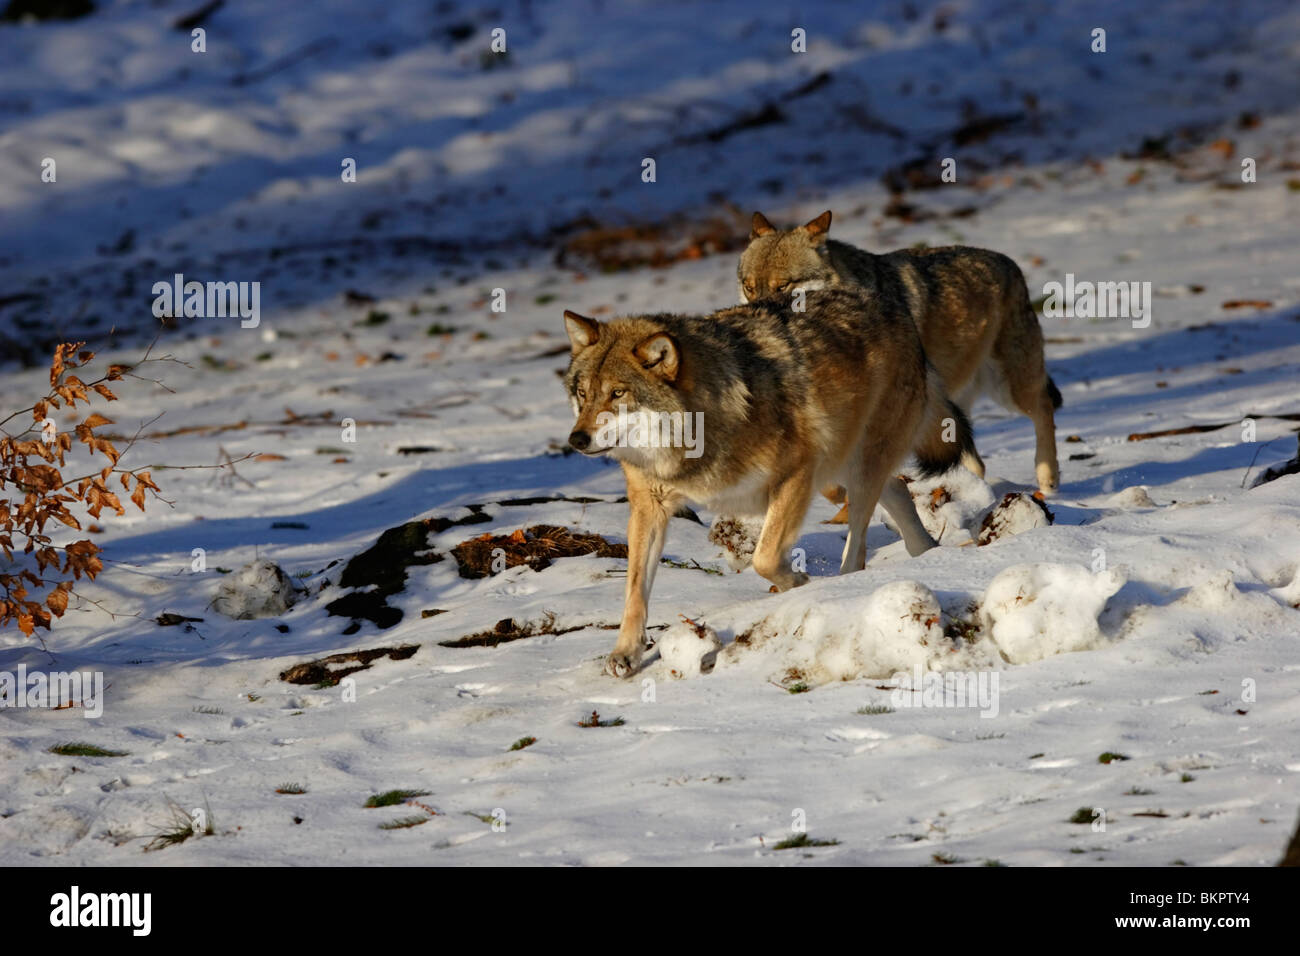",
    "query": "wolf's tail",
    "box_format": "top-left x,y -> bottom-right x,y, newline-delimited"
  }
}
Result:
913,366 -> 977,479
